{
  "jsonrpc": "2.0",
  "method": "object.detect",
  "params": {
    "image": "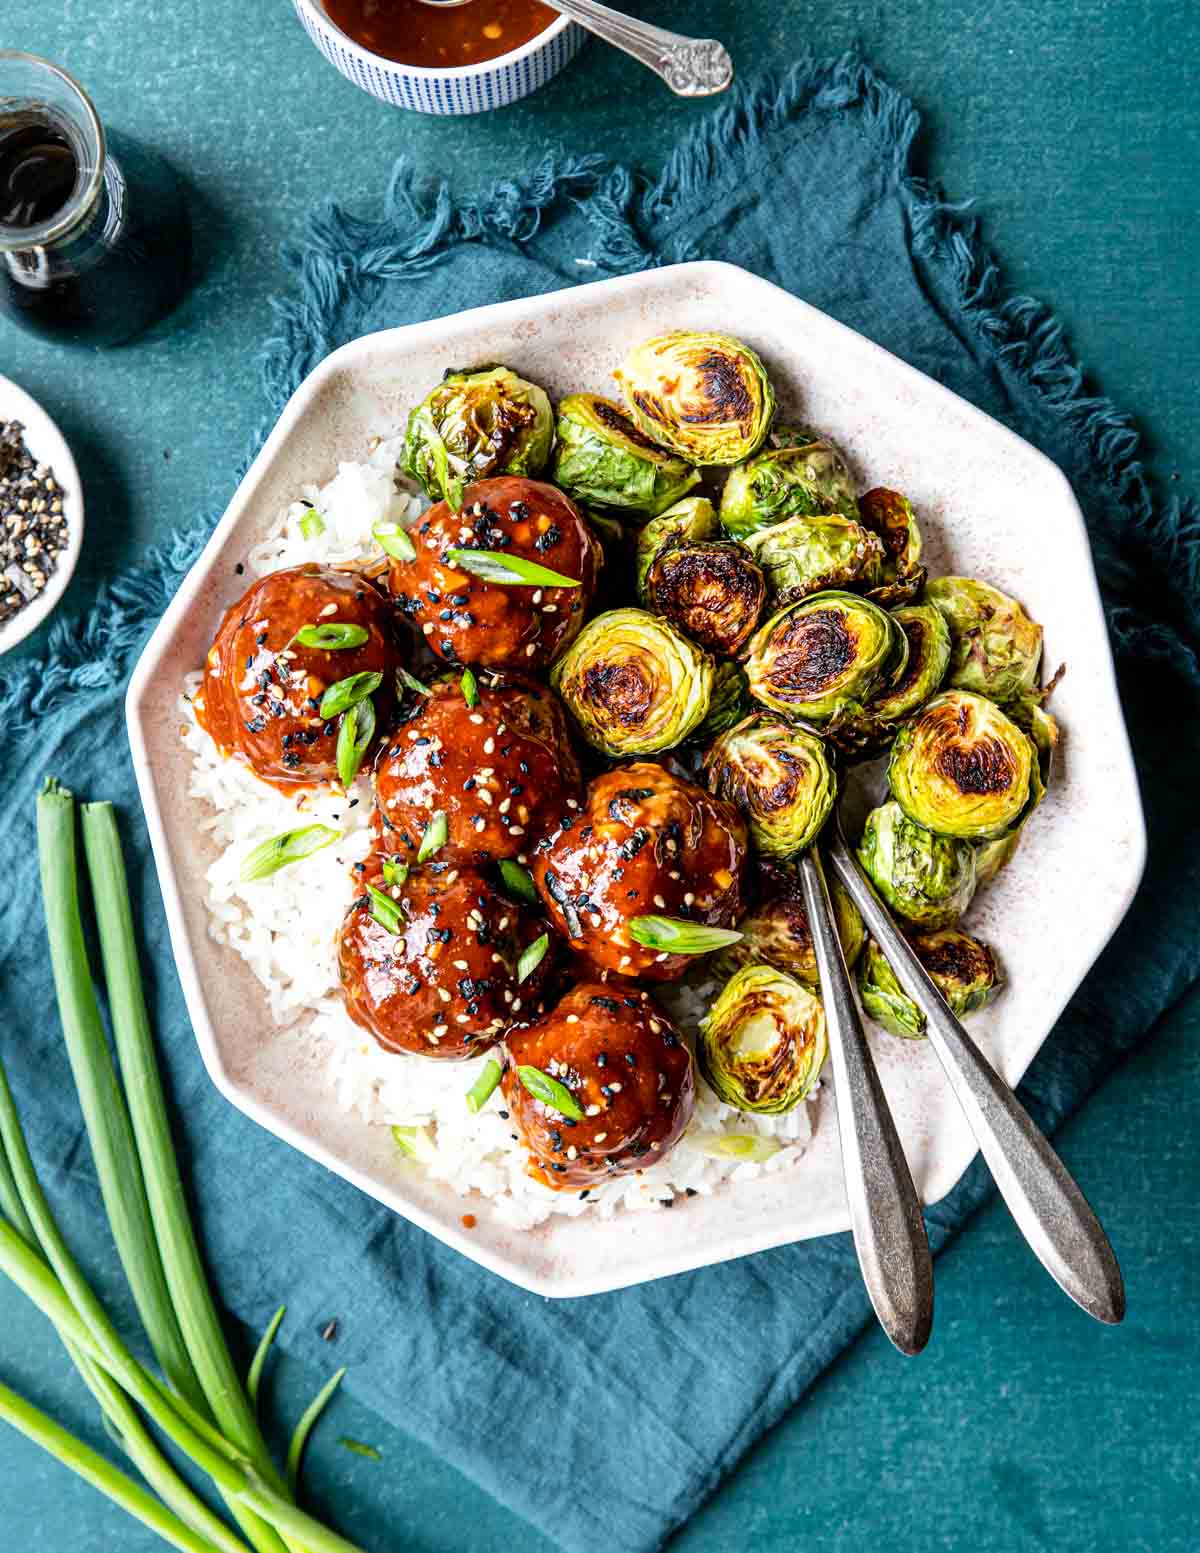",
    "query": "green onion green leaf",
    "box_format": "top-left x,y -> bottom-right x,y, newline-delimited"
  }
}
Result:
293,622 -> 370,651
339,1437 -> 382,1461
299,508 -> 325,541
416,811 -> 448,863
372,521 -> 416,562
517,933 -> 549,984
398,667 -> 432,698
445,549 -> 582,589
336,696 -> 376,789
381,857 -> 409,889
498,860 -> 538,904
460,667 -> 479,708
238,825 -> 340,884
465,1058 -> 502,1114
319,670 -> 383,720
366,882 -> 403,935
247,1306 -> 286,1408
627,915 -> 743,955
517,1065 -> 584,1121
391,1125 -> 429,1159
286,1367 -> 346,1492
